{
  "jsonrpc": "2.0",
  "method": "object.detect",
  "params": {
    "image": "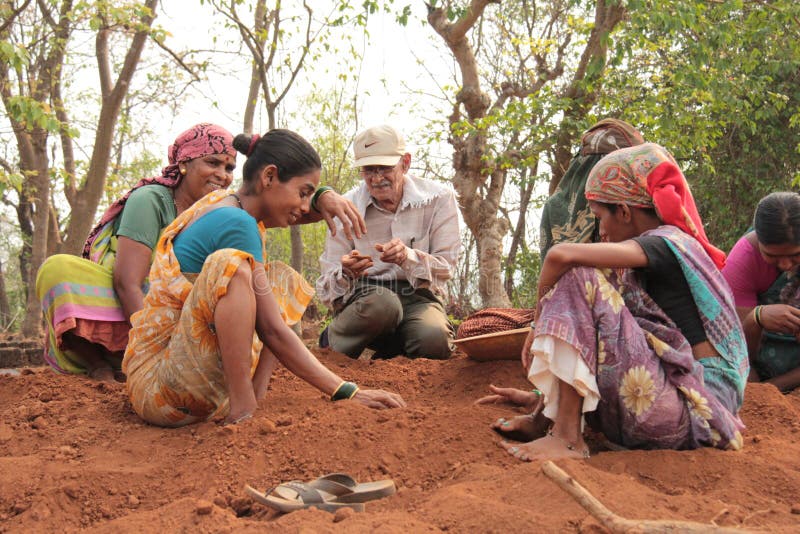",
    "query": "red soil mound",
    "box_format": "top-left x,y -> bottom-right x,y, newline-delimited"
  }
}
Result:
2,349 -> 800,532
